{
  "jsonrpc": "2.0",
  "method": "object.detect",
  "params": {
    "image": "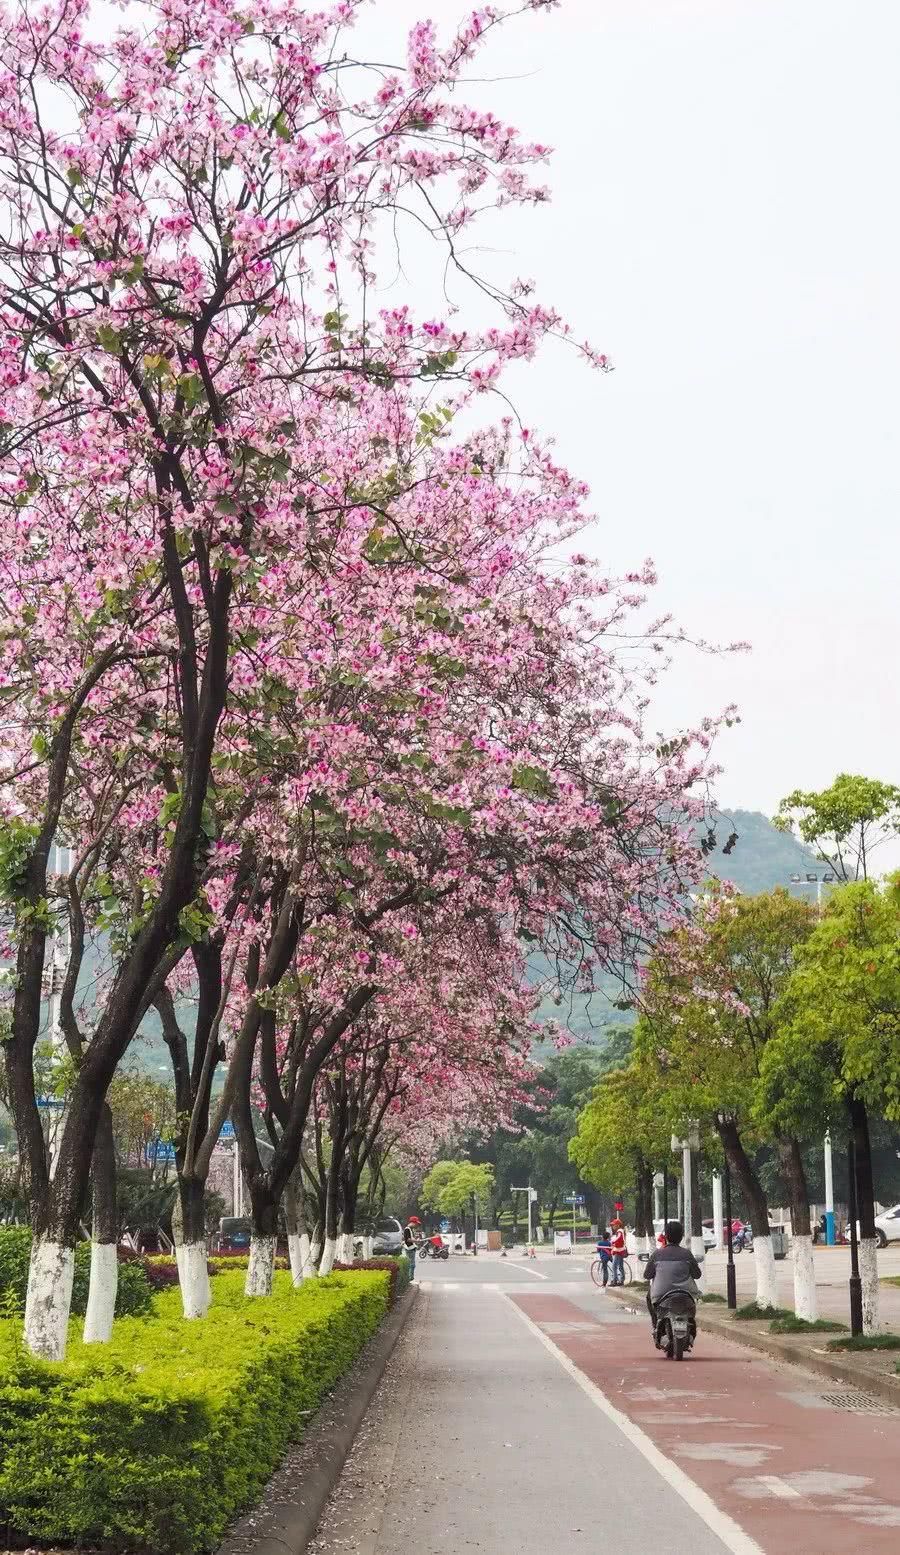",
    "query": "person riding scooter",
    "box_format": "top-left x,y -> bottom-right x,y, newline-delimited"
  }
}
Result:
643,1220 -> 702,1338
